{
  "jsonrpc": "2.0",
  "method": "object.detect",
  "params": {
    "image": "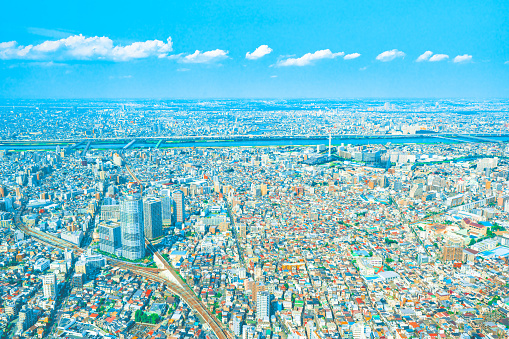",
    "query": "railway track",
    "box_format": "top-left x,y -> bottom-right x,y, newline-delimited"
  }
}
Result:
13,208 -> 233,339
